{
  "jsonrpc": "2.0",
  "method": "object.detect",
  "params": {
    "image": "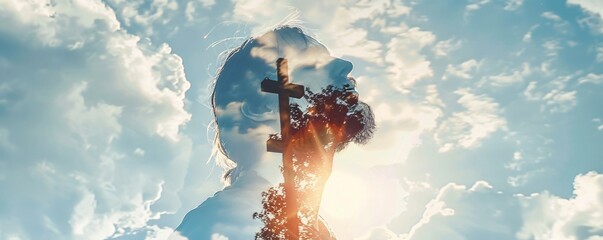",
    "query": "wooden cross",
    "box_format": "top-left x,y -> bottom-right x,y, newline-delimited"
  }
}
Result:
261,58 -> 304,238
